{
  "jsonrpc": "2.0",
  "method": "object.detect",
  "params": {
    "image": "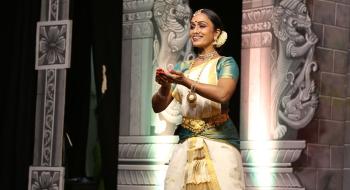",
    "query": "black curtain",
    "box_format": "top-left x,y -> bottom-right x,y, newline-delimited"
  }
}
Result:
2,0 -> 121,189
65,0 -> 121,189
90,0 -> 122,189
1,0 -> 41,189
64,0 -> 94,180
63,0 -> 122,189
